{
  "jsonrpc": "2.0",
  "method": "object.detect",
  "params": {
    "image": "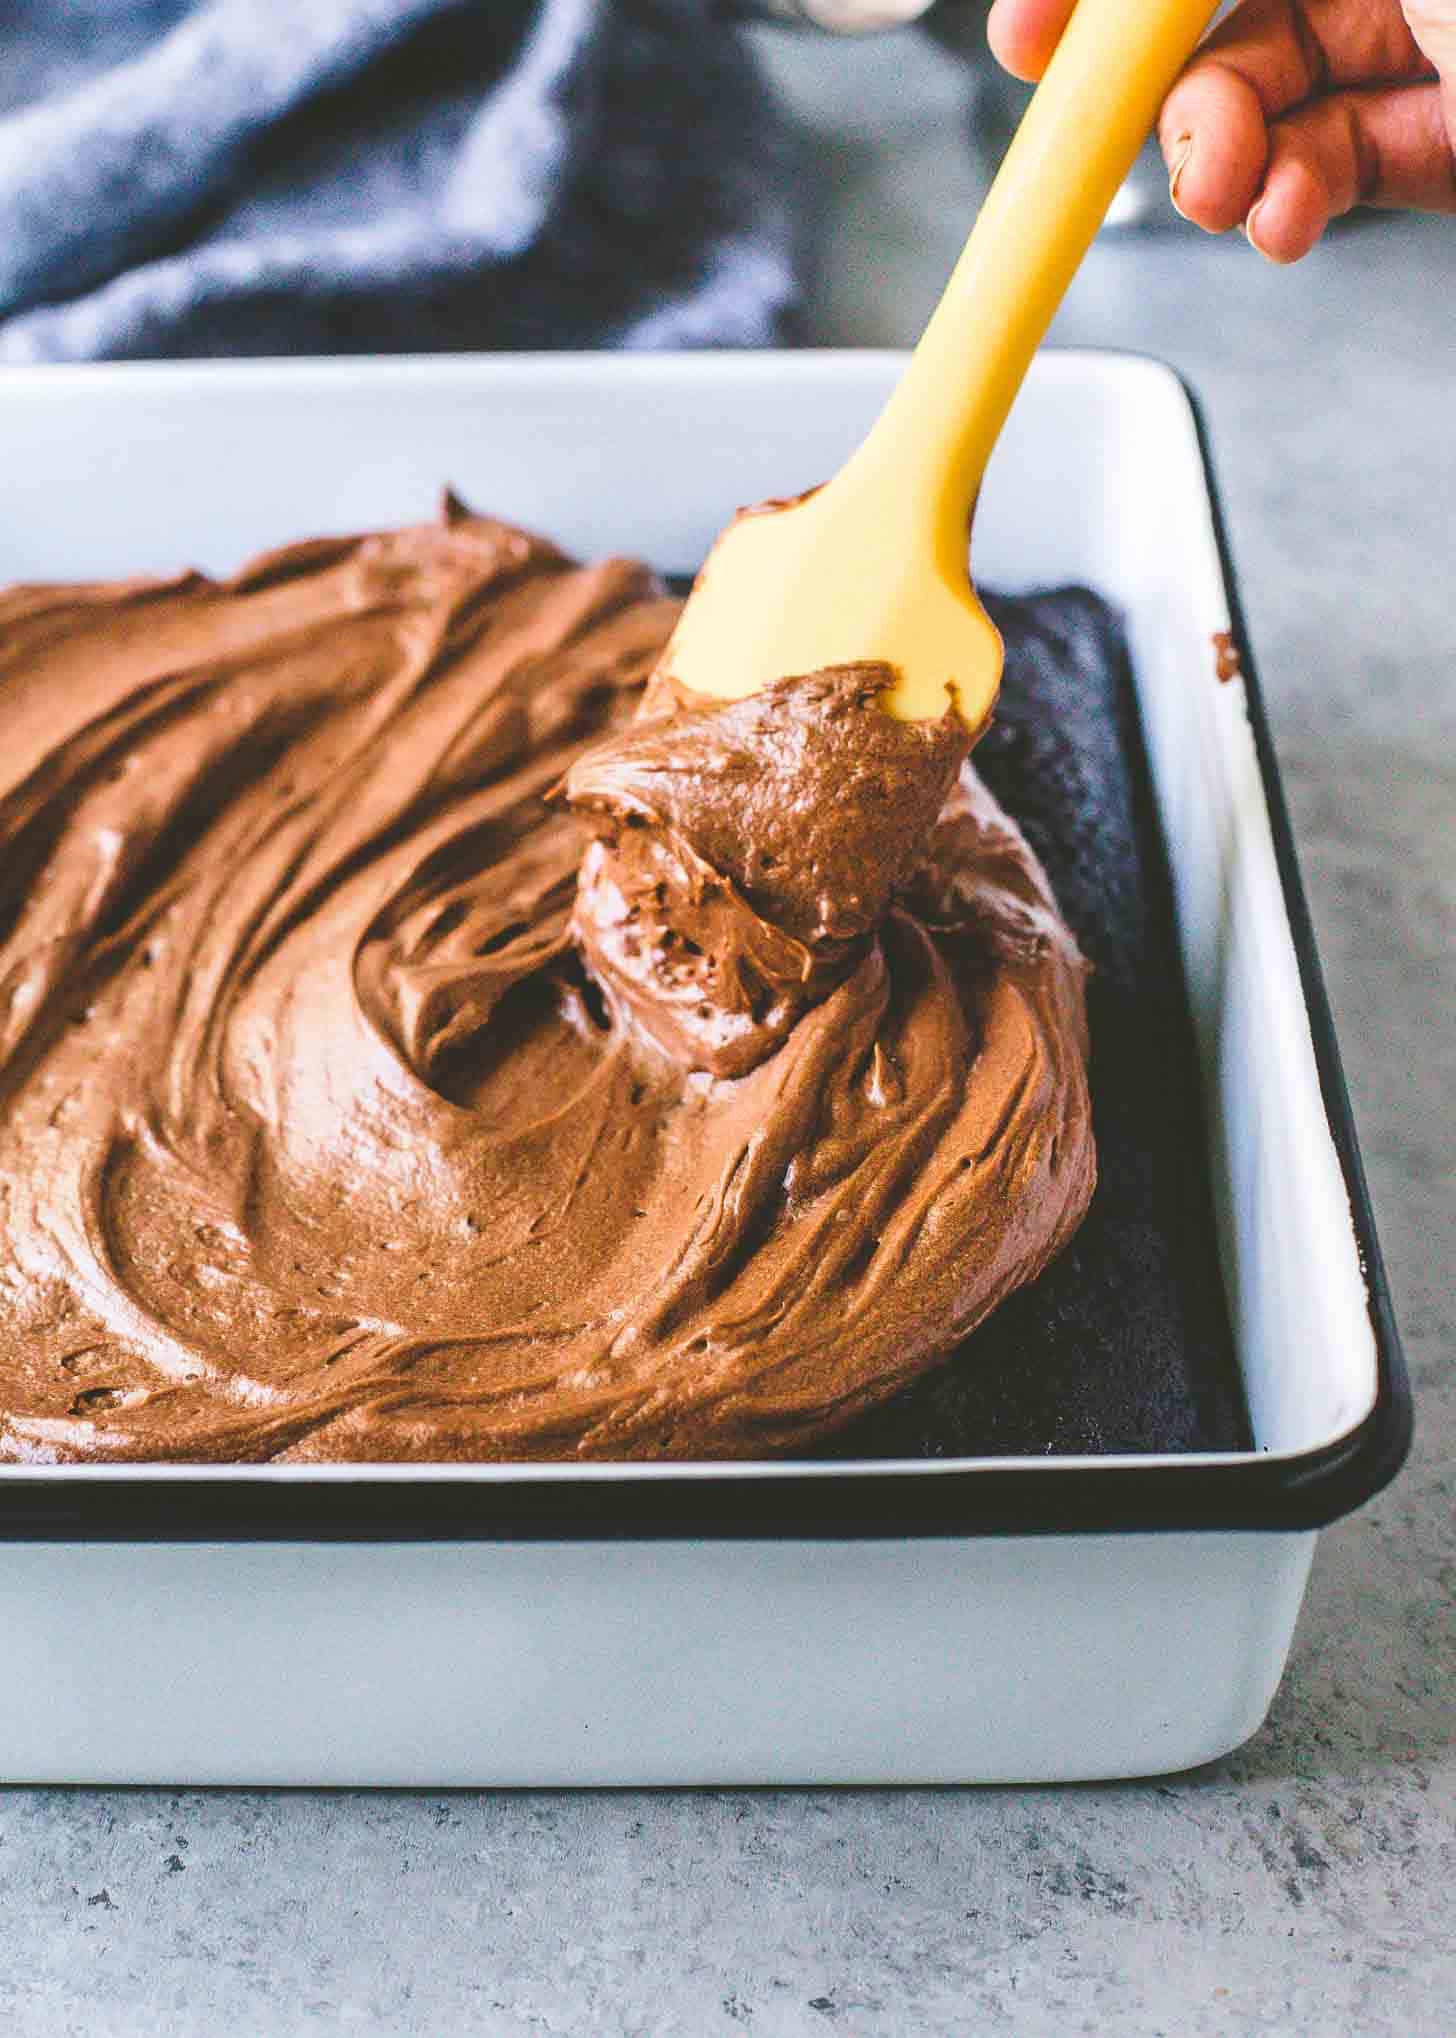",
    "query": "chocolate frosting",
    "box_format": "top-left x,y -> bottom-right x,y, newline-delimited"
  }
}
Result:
0,500 -> 1093,1463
